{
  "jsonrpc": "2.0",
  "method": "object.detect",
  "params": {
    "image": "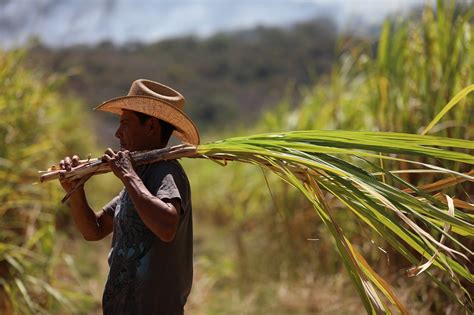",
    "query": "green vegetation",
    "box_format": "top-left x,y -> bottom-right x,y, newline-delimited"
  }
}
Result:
190,129 -> 473,313
0,50 -> 119,314
185,1 -> 473,313
1,1 -> 473,314
26,17 -> 337,134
